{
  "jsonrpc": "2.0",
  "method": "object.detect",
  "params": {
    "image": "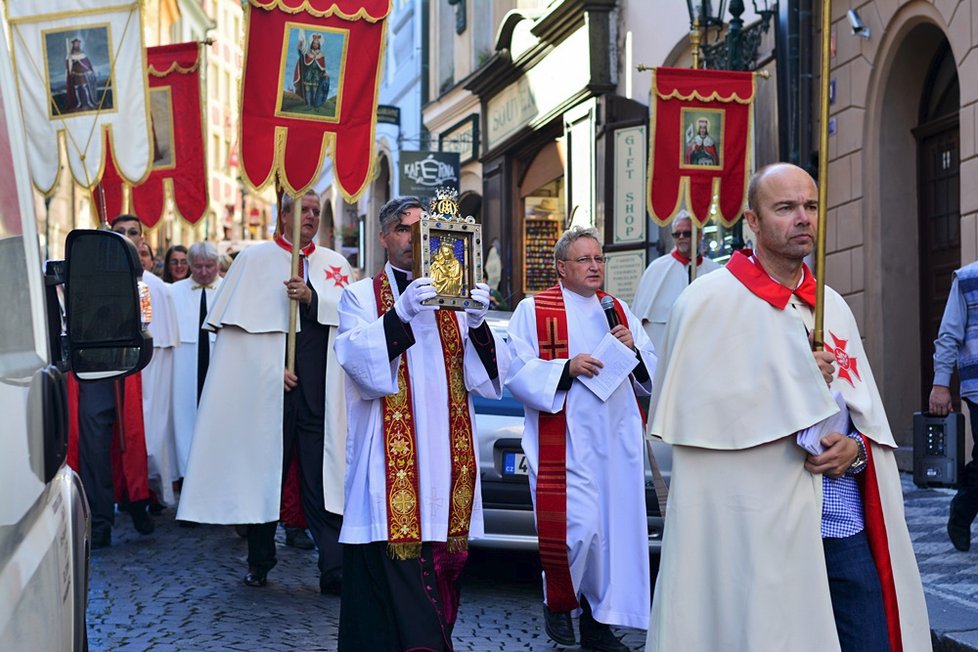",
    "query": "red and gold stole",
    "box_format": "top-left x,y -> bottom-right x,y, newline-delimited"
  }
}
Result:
533,285 -> 627,611
373,271 -> 478,559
